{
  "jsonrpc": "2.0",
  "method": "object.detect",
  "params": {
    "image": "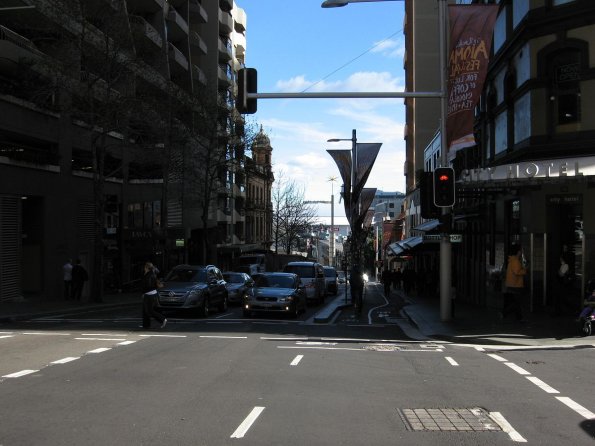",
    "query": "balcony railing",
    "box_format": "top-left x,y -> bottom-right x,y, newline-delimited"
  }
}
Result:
189,0 -> 208,23
218,38 -> 232,62
189,31 -> 207,58
218,9 -> 233,35
129,15 -> 163,49
0,141 -> 60,166
168,43 -> 189,72
127,0 -> 164,13
166,6 -> 189,42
